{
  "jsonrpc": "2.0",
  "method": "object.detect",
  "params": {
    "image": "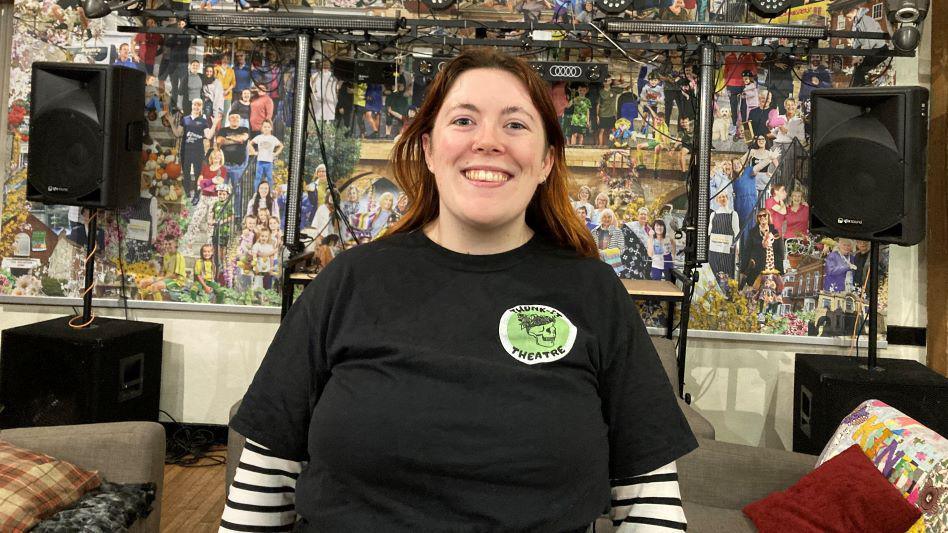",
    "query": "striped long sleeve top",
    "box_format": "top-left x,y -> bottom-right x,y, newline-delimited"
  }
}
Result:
220,440 -> 687,532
